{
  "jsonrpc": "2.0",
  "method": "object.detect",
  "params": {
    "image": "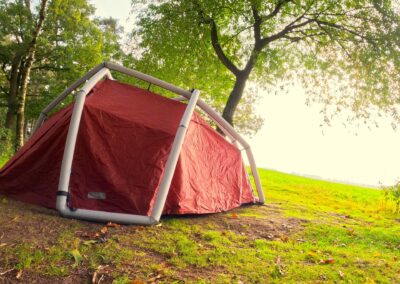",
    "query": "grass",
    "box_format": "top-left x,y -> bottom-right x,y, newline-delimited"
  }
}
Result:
0,164 -> 399,283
